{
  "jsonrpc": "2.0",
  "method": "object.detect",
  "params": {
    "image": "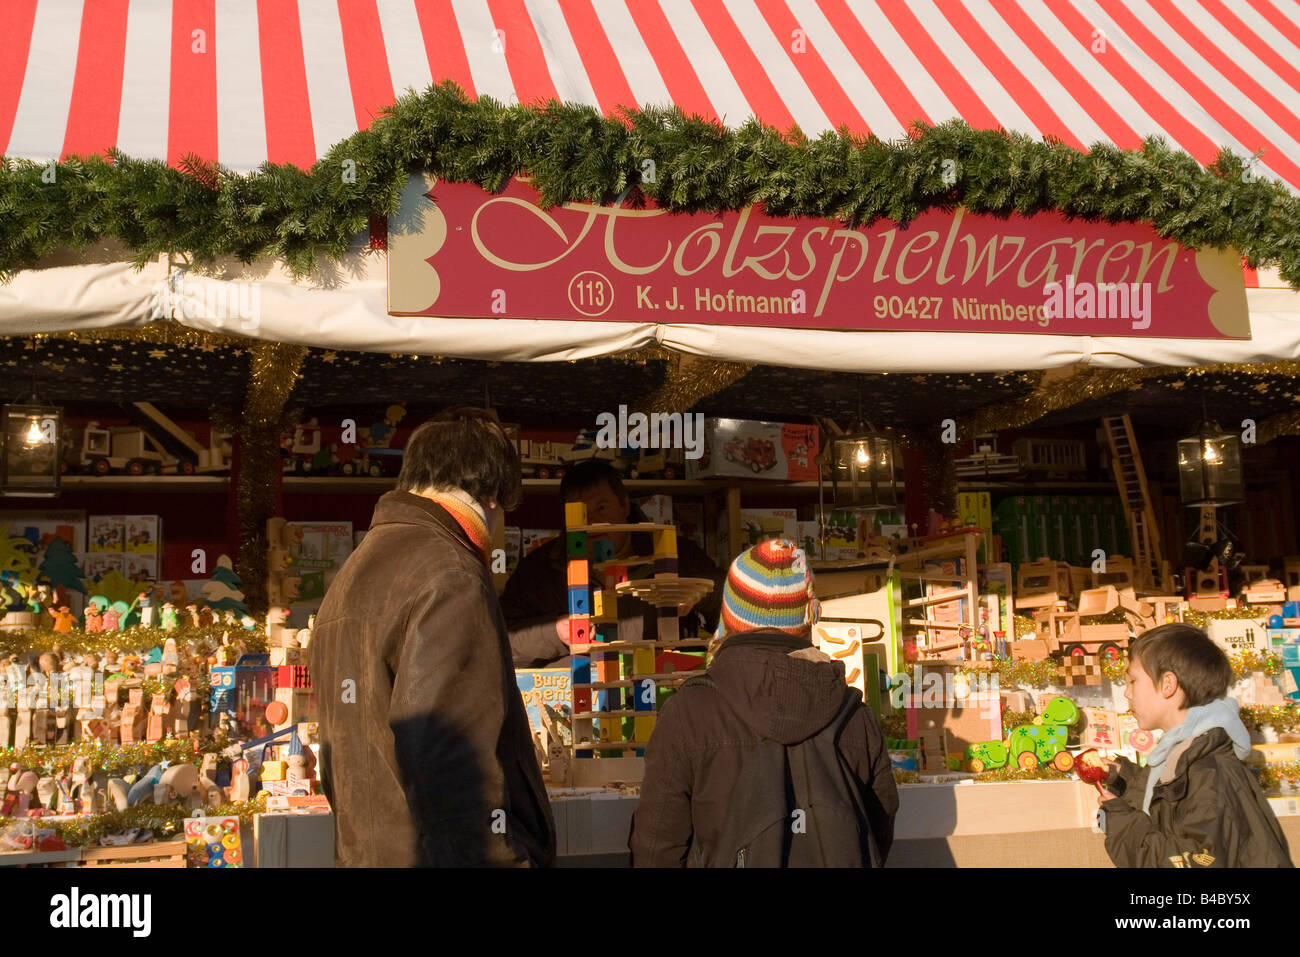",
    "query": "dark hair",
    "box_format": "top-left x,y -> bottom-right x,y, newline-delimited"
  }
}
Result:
397,407 -> 522,510
559,459 -> 627,502
1129,624 -> 1233,708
